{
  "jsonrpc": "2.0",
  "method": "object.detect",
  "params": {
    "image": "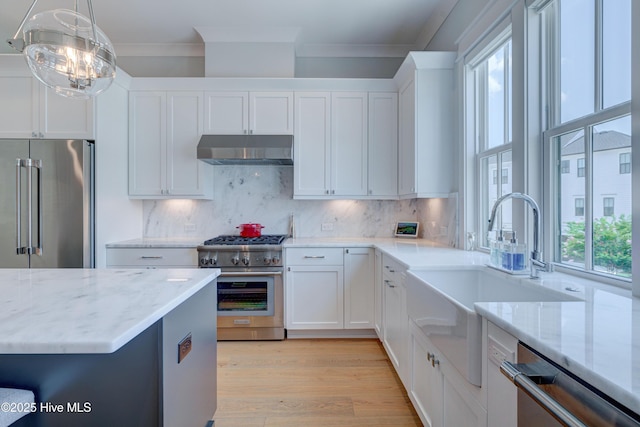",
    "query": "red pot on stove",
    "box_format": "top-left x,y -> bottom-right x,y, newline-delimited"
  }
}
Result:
236,223 -> 265,237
